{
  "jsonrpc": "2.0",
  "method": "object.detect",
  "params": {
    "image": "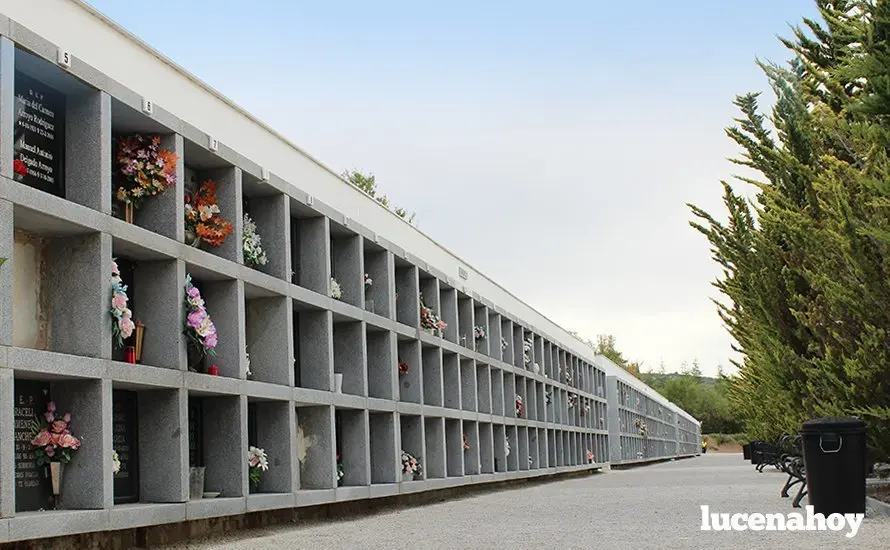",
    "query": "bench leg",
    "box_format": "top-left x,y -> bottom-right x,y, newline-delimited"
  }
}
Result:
781,474 -> 794,497
792,484 -> 808,508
